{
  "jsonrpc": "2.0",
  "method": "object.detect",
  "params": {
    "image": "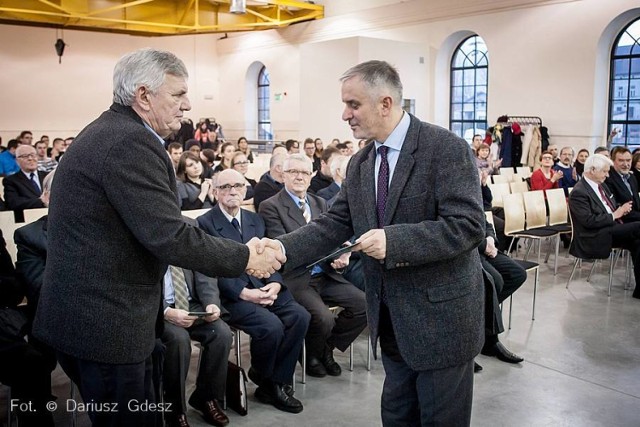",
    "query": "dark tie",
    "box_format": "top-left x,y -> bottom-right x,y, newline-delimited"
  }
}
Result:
598,185 -> 622,224
231,218 -> 242,237
299,200 -> 311,223
377,145 -> 389,228
30,172 -> 41,195
169,266 -> 190,311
